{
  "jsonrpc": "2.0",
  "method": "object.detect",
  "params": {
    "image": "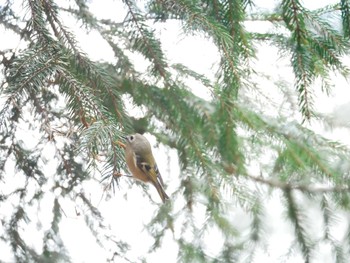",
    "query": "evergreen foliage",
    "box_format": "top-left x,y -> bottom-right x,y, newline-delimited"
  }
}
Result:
0,0 -> 350,262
